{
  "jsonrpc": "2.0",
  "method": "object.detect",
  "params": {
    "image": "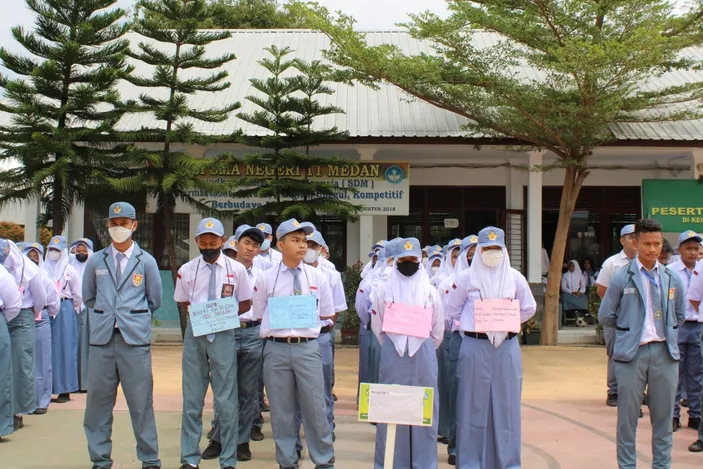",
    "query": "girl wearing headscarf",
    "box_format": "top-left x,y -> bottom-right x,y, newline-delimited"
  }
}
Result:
371,237 -> 444,469
69,238 -> 93,392
0,260 -> 22,438
0,238 -> 47,428
445,227 -> 536,468
43,236 -> 82,403
22,243 -> 60,414
432,239 -> 462,289
561,259 -> 587,316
